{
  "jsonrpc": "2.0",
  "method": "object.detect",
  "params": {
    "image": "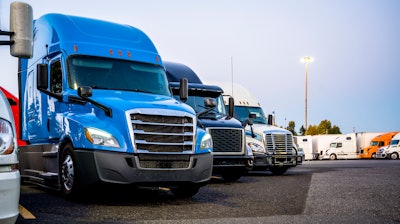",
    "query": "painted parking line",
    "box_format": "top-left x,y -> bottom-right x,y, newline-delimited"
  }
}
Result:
19,204 -> 36,220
